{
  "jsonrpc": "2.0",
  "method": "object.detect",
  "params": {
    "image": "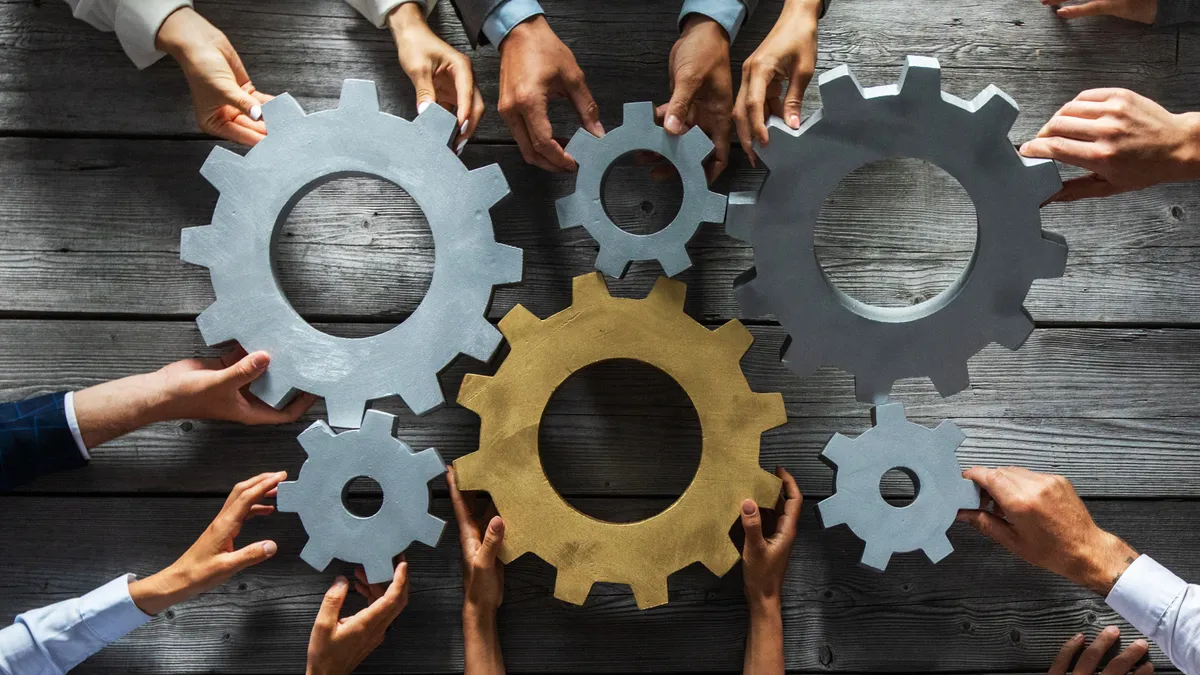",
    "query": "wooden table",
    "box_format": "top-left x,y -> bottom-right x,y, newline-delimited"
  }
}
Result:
2,0 -> 1198,672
